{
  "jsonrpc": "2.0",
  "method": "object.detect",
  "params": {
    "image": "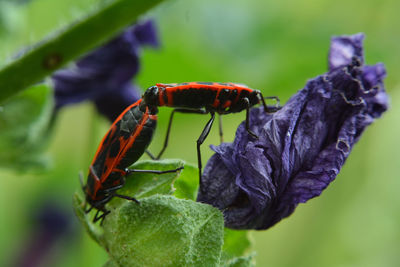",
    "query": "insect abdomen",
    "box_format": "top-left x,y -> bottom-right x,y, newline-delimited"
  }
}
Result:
157,82 -> 257,112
